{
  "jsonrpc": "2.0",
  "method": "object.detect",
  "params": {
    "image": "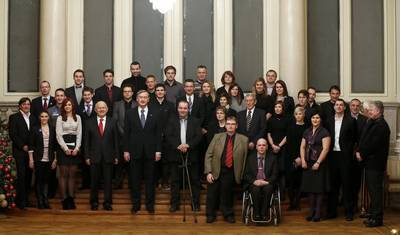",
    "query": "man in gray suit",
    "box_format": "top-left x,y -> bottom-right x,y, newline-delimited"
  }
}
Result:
112,84 -> 137,189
